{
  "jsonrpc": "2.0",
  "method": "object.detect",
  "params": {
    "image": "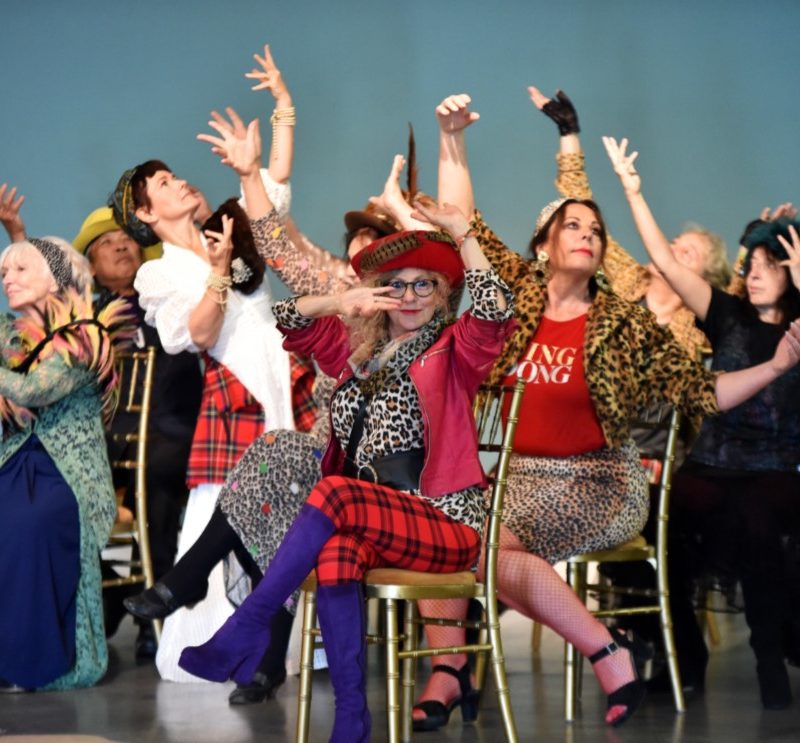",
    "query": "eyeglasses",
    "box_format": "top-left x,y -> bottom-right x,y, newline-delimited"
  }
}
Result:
383,278 -> 438,298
